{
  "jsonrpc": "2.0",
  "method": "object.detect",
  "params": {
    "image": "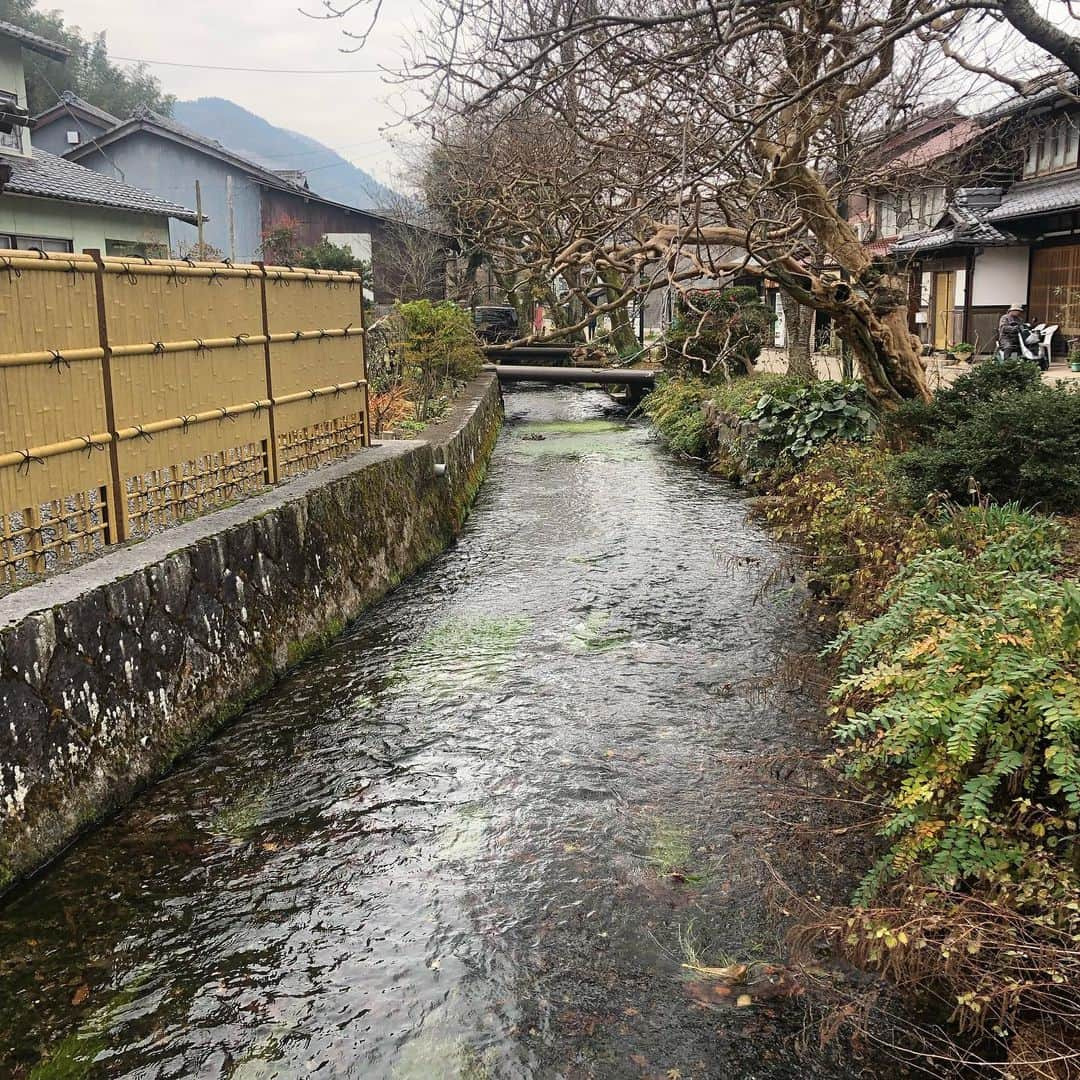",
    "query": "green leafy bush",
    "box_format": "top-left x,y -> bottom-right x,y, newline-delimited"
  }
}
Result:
894,383 -> 1080,513
766,442 -> 930,607
748,380 -> 877,462
662,286 -> 774,378
640,377 -> 709,456
710,372 -> 808,418
300,237 -> 368,273
888,357 -> 1042,447
828,507 -> 1080,905
392,300 -> 484,420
